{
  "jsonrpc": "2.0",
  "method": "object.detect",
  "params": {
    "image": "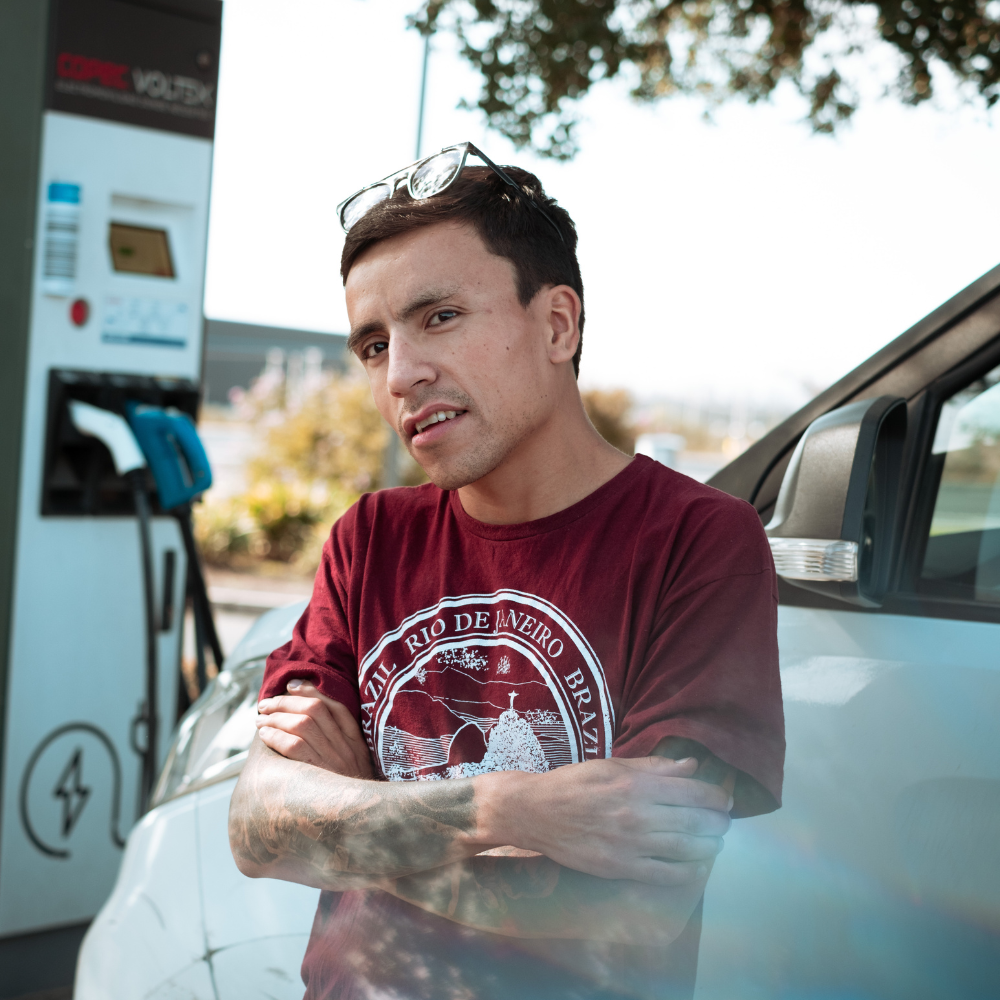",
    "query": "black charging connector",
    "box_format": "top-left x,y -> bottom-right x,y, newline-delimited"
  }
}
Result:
174,504 -> 224,693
